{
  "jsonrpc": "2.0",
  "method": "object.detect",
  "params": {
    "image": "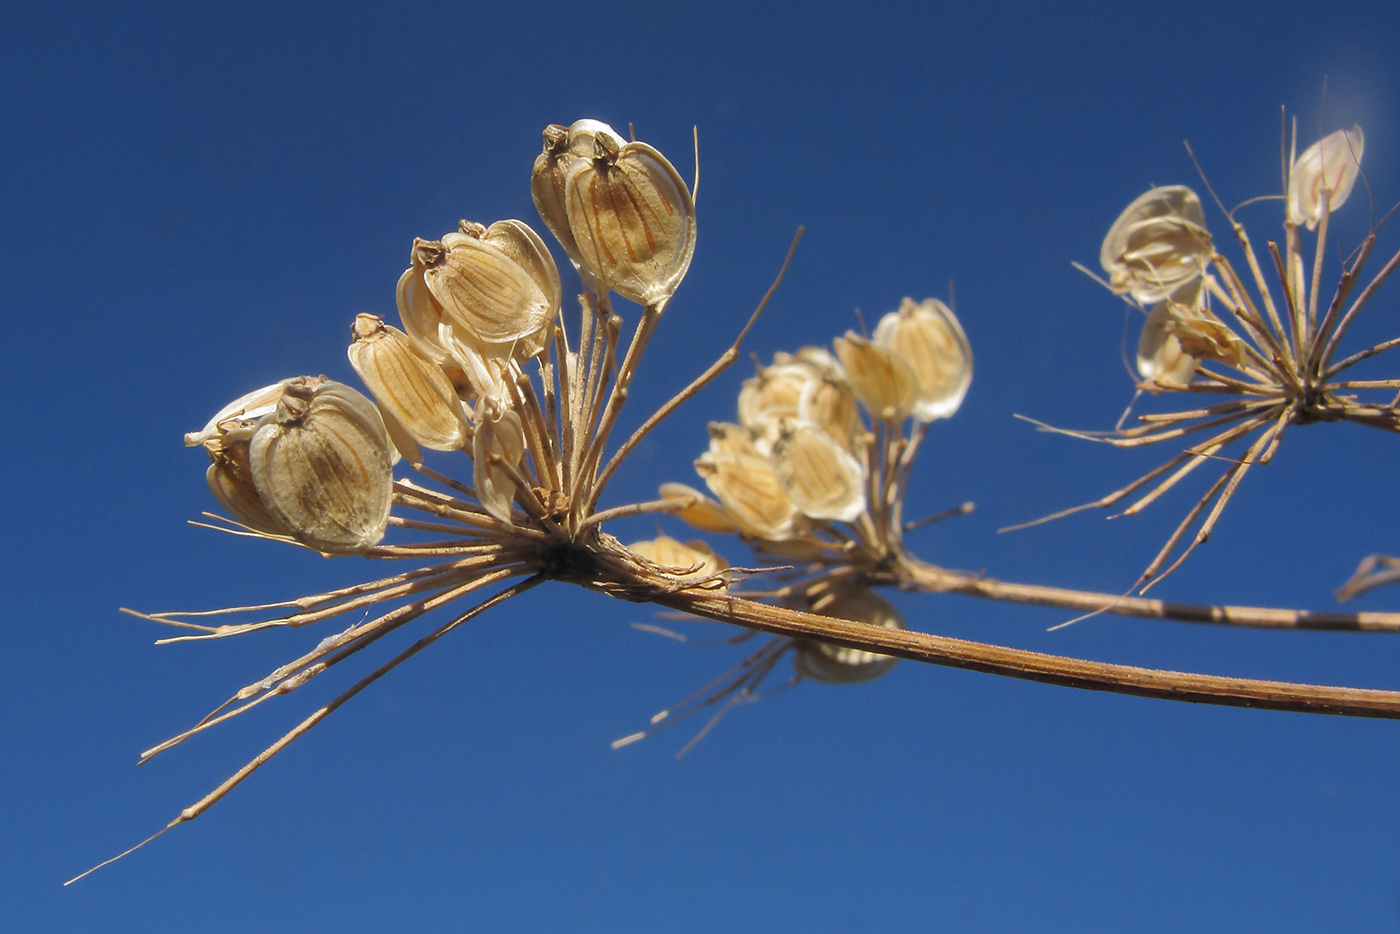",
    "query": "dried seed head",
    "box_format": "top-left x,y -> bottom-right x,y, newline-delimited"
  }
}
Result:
739,348 -> 861,450
658,482 -> 740,534
246,377 -> 395,554
348,314 -> 470,453
770,420 -> 867,523
794,586 -> 904,684
628,534 -> 729,581
562,125 -> 696,305
1287,125 -> 1364,230
833,332 -> 920,422
472,406 -> 526,525
695,423 -> 799,540
873,298 -> 973,421
397,219 -> 560,362
1100,185 -> 1213,303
